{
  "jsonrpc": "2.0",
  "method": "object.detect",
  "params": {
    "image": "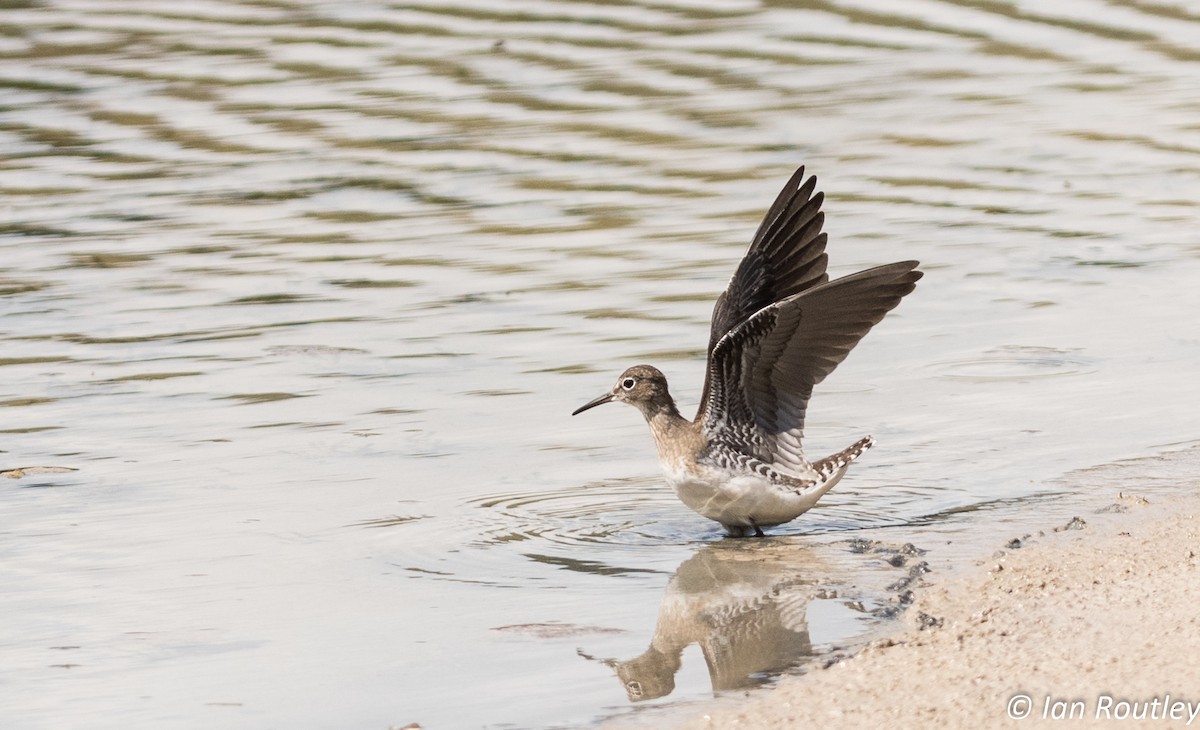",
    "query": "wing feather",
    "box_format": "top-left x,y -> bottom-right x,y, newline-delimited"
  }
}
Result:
700,167 -> 833,414
706,167 -> 830,352
701,262 -> 922,467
